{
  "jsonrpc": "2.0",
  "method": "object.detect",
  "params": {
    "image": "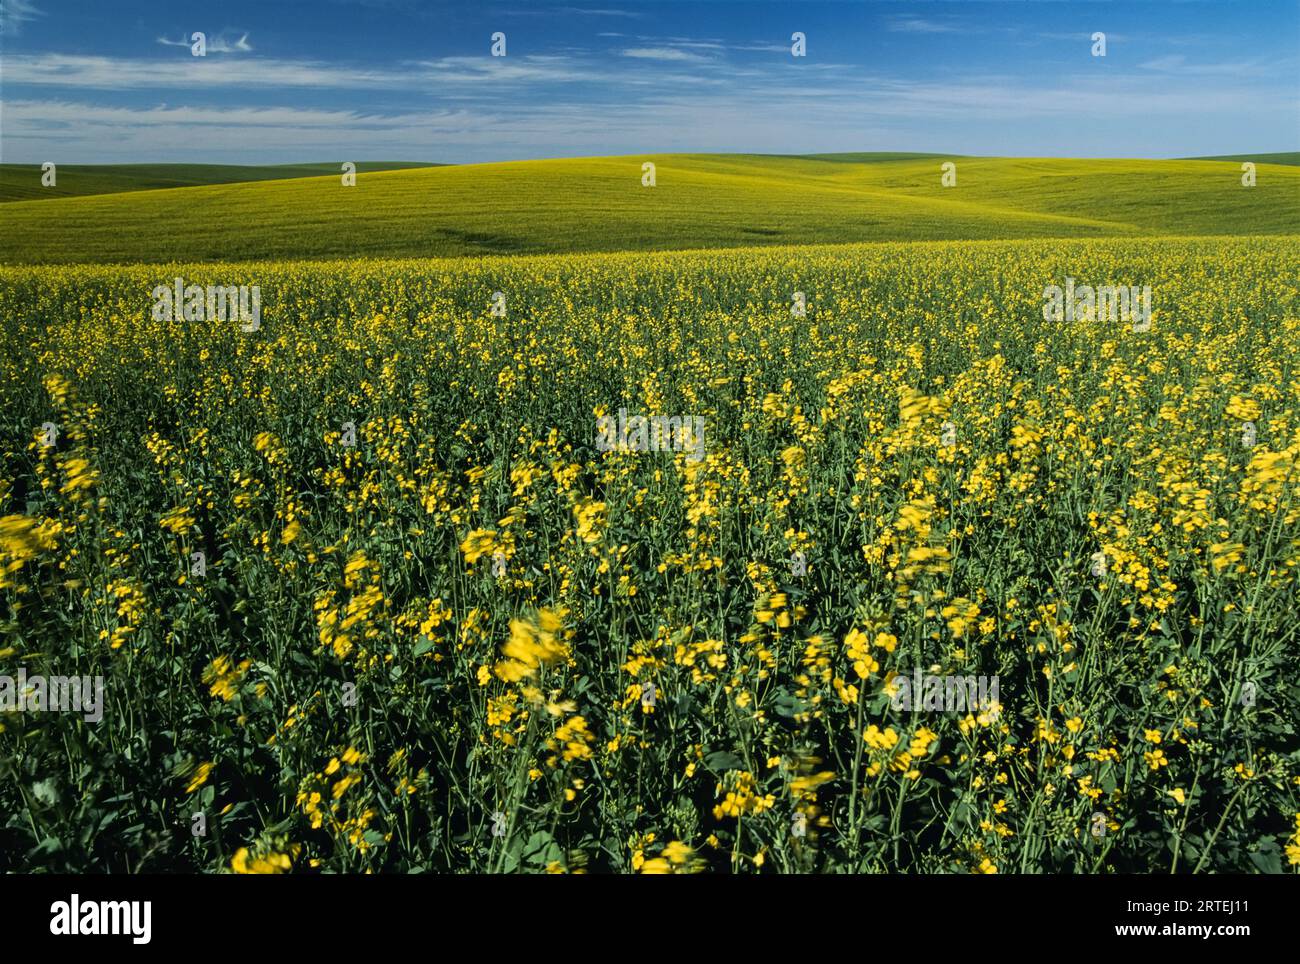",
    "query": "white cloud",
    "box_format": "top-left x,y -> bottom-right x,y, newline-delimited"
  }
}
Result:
653,40 -> 726,50
5,99 -> 387,129
1138,54 -> 1187,72
158,31 -> 254,54
732,42 -> 792,54
886,17 -> 964,35
6,53 -> 390,89
4,24 -> 1295,164
1137,54 -> 1277,77
0,0 -> 42,33
1,52 -> 605,90
621,47 -> 709,63
8,57 -> 1292,164
558,8 -> 641,17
